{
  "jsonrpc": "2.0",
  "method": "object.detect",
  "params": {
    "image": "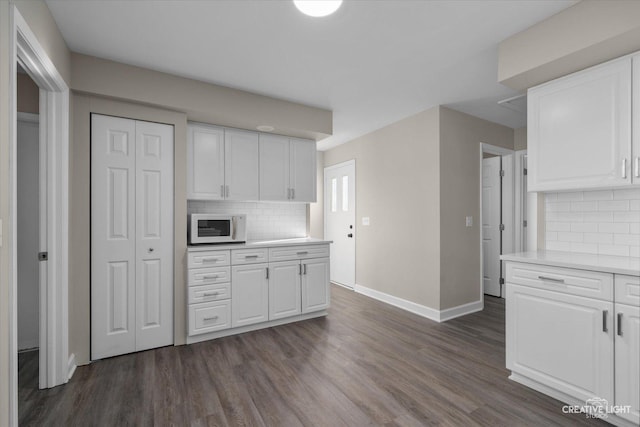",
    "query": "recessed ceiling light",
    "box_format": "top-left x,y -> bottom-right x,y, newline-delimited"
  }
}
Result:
294,0 -> 342,17
257,125 -> 275,132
